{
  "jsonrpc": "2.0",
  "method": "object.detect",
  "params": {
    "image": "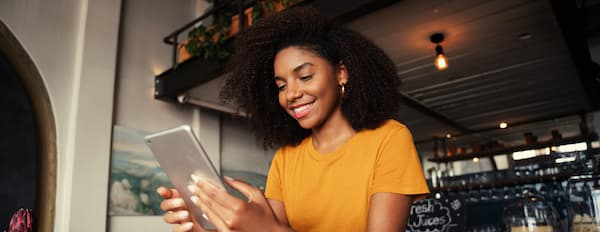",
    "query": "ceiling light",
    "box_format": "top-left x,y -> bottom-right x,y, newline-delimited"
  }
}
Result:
445,133 -> 452,139
430,33 -> 448,71
519,33 -> 532,40
499,122 -> 508,129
